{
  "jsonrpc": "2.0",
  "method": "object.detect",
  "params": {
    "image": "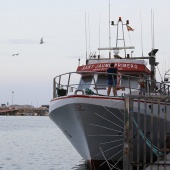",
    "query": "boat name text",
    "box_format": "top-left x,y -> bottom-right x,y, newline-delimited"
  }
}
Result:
80,63 -> 138,71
